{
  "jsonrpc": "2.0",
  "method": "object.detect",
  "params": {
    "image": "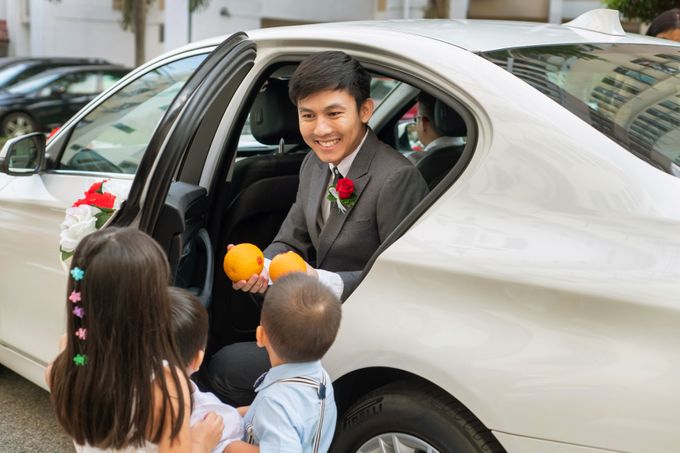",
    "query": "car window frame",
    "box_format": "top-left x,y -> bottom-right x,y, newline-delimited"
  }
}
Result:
44,47 -> 216,177
185,46 -> 479,300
